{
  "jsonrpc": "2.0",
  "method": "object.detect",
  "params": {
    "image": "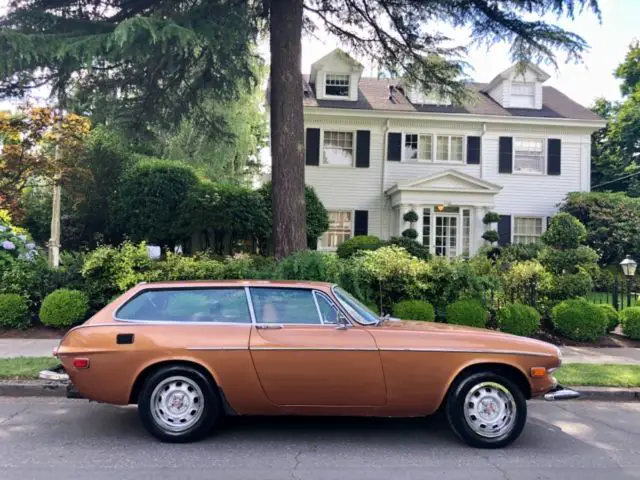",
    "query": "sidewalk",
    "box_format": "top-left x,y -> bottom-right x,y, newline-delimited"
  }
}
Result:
0,338 -> 639,364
